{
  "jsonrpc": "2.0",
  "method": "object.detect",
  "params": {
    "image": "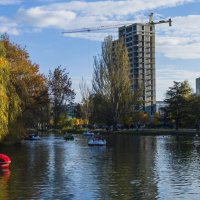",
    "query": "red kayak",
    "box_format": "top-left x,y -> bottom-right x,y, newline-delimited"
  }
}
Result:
0,154 -> 11,169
